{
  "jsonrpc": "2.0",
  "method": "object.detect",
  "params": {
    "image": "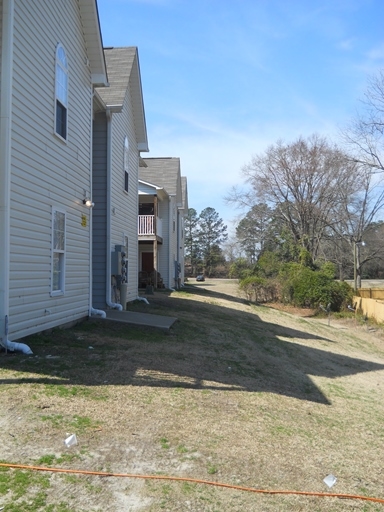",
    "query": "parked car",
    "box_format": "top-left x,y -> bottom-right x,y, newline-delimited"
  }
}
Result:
196,274 -> 205,282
